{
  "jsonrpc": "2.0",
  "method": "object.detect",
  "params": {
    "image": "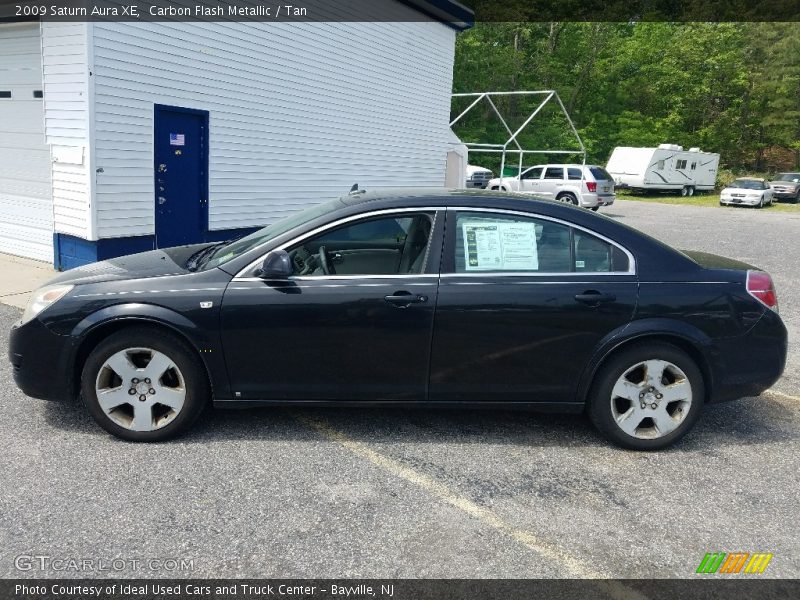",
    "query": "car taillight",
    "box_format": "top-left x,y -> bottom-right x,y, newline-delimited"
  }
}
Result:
586,181 -> 597,192
747,270 -> 778,312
